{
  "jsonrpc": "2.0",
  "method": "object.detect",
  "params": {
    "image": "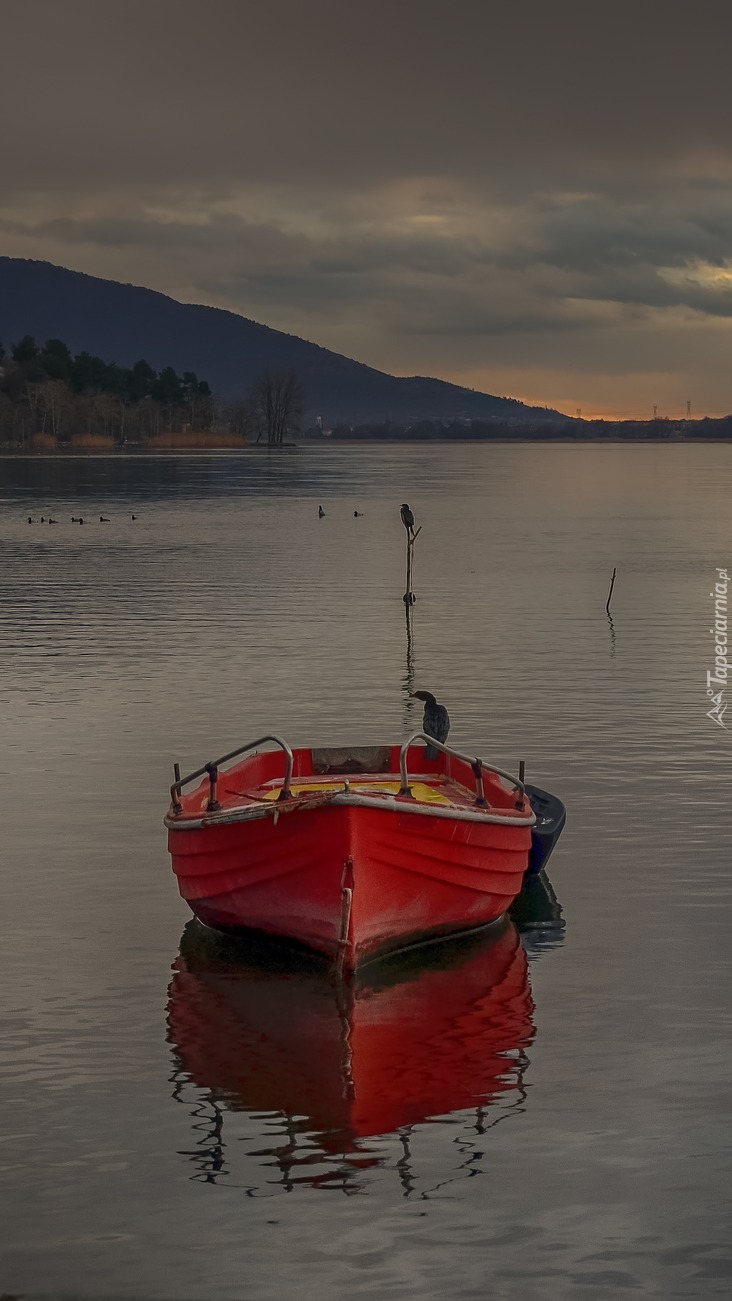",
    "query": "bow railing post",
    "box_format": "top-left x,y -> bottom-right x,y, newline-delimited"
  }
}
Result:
471,758 -> 488,807
205,763 -> 220,812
